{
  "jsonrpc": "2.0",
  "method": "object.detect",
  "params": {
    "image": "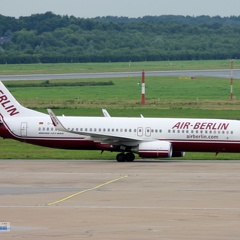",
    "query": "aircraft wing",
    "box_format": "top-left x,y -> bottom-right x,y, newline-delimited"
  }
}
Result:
47,109 -> 143,146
